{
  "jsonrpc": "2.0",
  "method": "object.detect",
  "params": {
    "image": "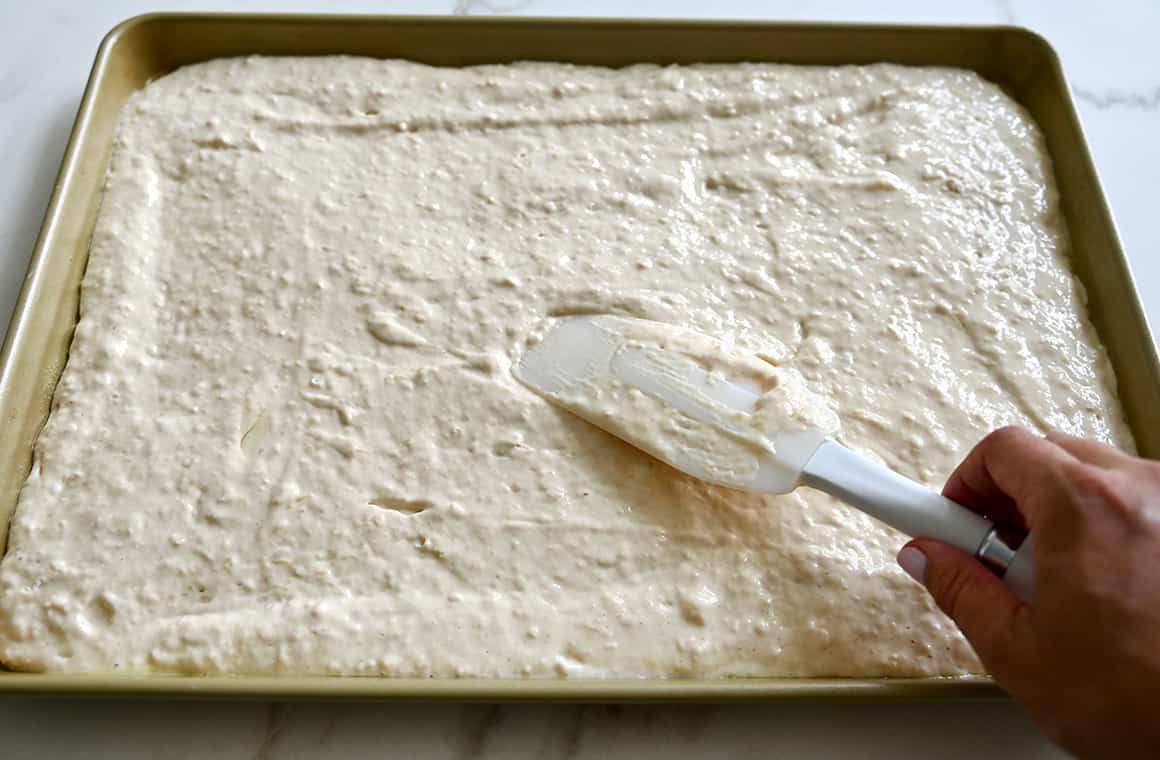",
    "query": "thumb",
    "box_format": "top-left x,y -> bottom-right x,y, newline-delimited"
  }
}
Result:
898,539 -> 1037,686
